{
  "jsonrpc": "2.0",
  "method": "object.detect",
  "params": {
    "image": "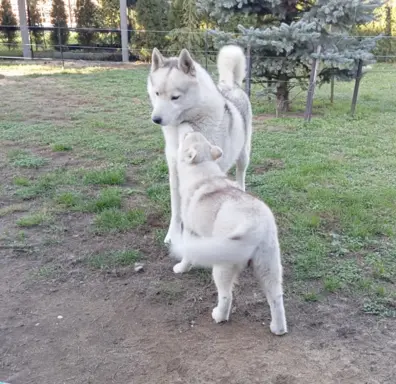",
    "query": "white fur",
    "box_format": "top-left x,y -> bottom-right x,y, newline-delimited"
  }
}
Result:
147,45 -> 252,245
217,45 -> 247,87
171,132 -> 287,336
171,236 -> 257,267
